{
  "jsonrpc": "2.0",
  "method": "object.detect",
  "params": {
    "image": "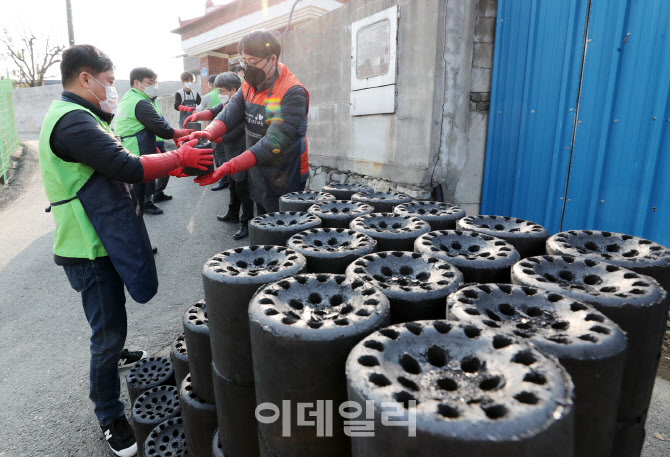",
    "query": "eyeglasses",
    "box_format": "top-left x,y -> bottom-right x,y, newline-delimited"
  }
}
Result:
240,57 -> 267,68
